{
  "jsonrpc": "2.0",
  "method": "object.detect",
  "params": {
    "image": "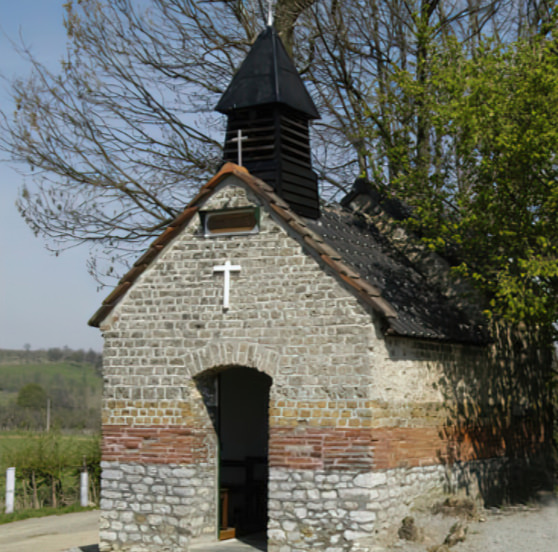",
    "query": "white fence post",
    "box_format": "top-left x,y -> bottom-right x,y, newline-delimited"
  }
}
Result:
80,471 -> 89,507
6,467 -> 15,514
